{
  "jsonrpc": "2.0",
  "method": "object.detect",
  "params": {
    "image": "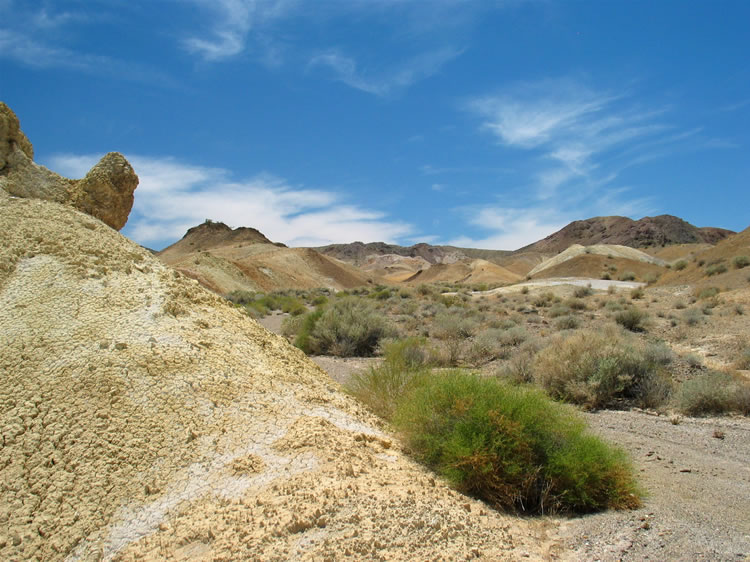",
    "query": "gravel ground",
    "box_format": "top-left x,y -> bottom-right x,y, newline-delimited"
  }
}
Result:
547,410 -> 750,561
